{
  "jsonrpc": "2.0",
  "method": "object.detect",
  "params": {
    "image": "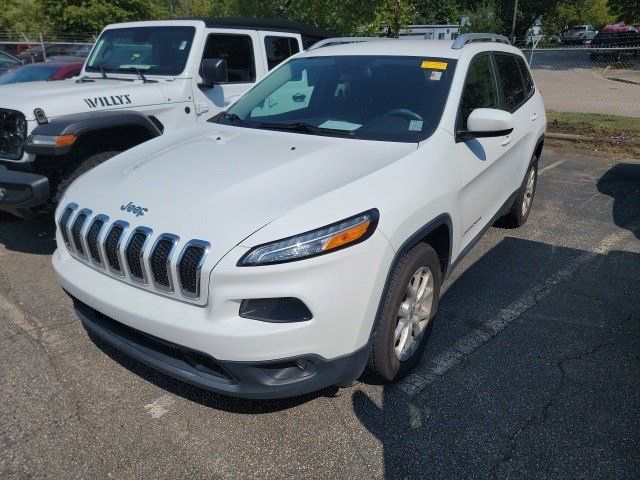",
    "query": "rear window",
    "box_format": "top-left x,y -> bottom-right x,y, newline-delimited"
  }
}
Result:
264,36 -> 300,70
494,54 -> 527,113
